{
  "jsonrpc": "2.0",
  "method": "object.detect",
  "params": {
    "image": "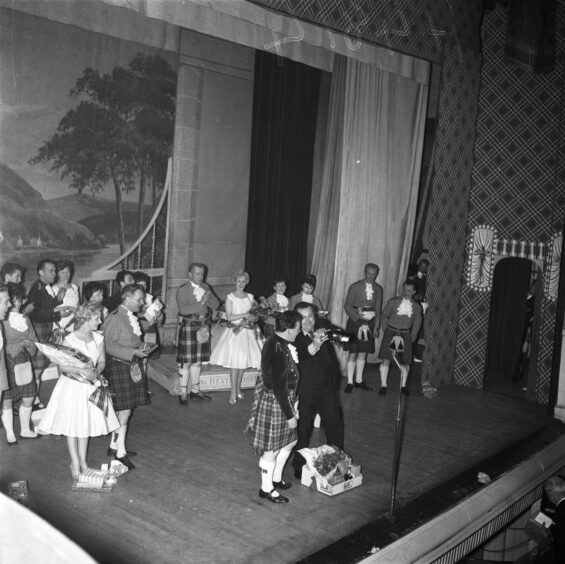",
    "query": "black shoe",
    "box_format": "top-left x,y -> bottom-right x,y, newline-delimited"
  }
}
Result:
401,386 -> 410,396
178,395 -> 189,405
344,384 -> 353,394
378,386 -> 387,396
20,433 -> 42,440
32,403 -> 45,412
259,489 -> 288,503
272,480 -> 292,490
107,447 -> 137,457
7,437 -> 18,447
116,455 -> 136,470
354,381 -> 373,391
190,391 -> 211,401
